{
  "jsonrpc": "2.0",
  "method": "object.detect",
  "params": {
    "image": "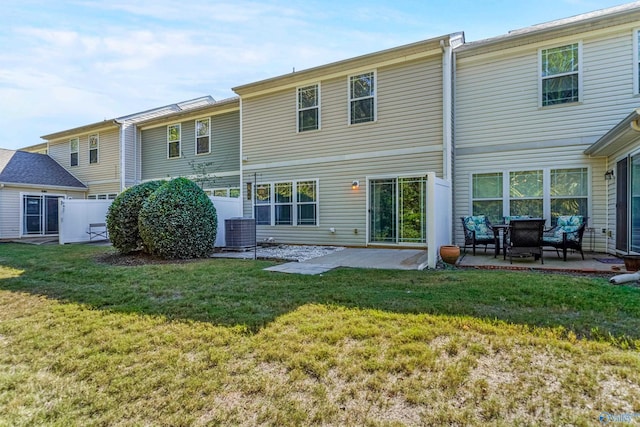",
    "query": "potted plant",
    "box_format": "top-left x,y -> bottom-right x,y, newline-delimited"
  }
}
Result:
439,245 -> 460,265
623,254 -> 640,272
